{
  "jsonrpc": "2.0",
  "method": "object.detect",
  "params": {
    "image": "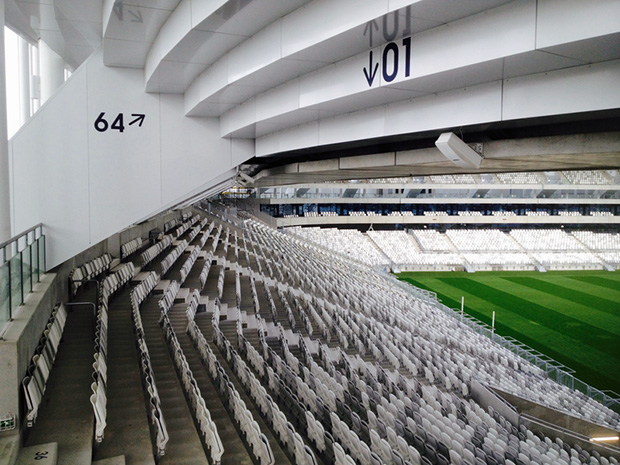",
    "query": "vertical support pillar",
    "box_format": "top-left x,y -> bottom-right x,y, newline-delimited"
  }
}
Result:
38,39 -> 64,104
17,36 -> 30,125
30,44 -> 39,113
0,1 -> 12,241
